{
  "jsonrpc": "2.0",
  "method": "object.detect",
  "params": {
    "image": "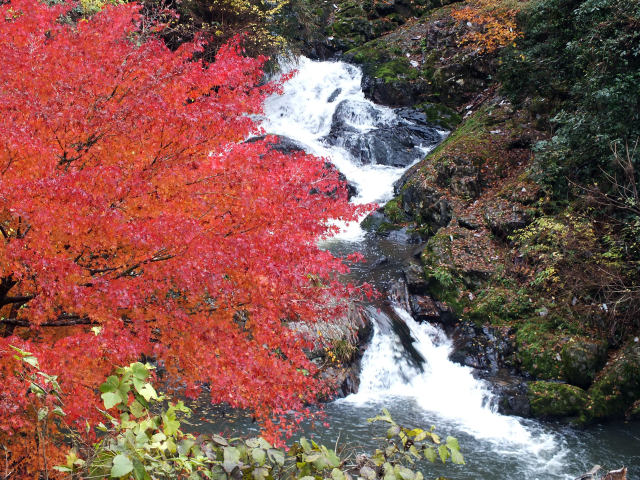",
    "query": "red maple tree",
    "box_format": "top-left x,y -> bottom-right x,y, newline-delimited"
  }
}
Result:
0,0 -> 367,473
